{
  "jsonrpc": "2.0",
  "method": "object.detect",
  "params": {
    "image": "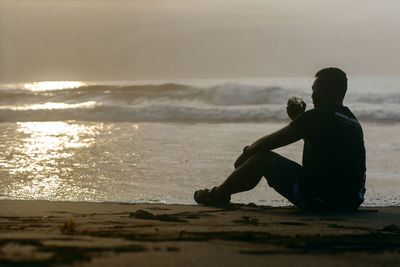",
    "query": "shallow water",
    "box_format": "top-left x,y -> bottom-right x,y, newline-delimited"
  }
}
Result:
0,121 -> 398,206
